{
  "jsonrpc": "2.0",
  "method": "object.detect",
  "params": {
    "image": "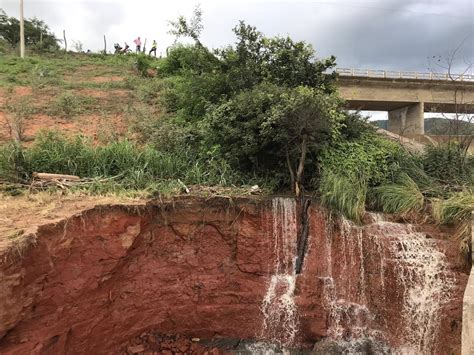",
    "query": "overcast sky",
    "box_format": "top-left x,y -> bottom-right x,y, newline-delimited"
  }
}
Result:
2,0 -> 473,73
